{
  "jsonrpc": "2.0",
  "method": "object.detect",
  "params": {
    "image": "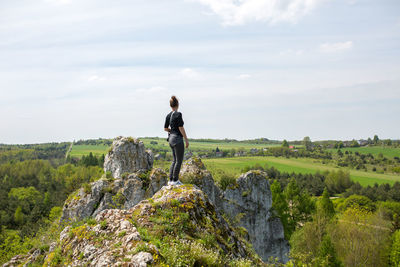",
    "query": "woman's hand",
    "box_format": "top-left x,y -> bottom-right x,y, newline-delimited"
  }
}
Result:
185,139 -> 189,148
179,126 -> 189,148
